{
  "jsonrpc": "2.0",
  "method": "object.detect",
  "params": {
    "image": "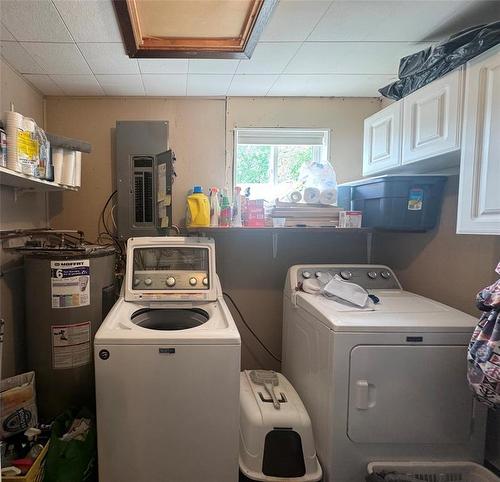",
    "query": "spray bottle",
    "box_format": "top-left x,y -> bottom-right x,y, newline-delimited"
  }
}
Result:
219,190 -> 232,227
209,187 -> 220,227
